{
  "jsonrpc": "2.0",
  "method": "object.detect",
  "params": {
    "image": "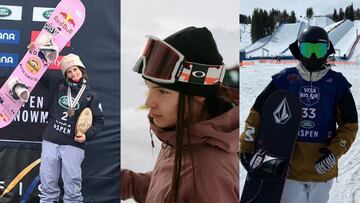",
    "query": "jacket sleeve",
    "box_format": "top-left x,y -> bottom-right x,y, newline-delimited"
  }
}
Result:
240,81 -> 277,153
240,108 -> 260,153
328,89 -> 358,158
85,92 -> 104,140
121,169 -> 152,202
